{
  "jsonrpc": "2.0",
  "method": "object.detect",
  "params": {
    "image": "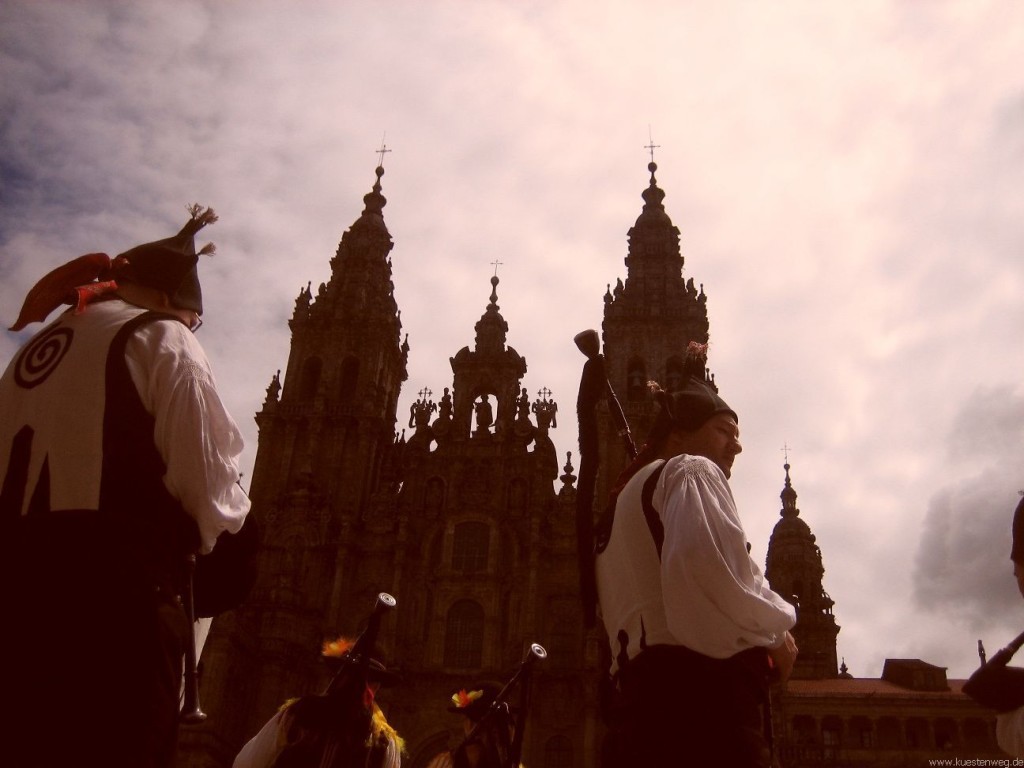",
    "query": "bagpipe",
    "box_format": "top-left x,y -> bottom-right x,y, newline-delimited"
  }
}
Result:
452,643 -> 548,768
180,504 -> 260,724
180,553 -> 208,724
272,593 -> 399,768
574,330 -> 636,628
963,629 -> 1024,713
